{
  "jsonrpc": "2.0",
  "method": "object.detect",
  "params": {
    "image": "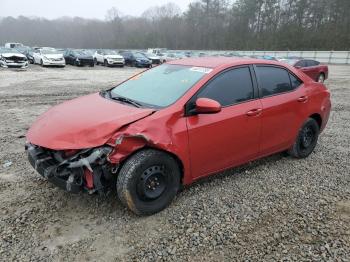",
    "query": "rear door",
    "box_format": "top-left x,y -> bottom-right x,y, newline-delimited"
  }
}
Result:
186,66 -> 262,179
254,65 -> 308,156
